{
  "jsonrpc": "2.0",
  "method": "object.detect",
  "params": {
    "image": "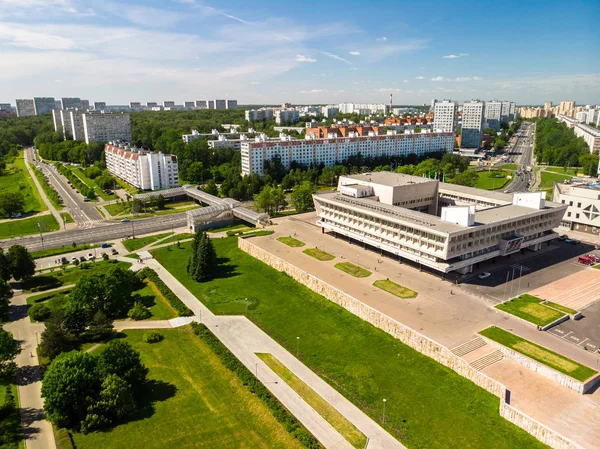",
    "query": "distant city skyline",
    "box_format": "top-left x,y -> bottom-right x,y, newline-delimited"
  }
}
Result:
1,0 -> 598,105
